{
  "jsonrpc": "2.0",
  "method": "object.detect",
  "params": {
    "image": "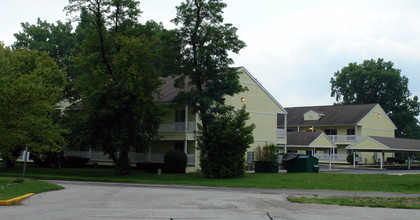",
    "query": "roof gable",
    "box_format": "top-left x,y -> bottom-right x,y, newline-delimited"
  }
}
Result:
237,67 -> 287,114
278,104 -> 378,127
287,132 -> 336,148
